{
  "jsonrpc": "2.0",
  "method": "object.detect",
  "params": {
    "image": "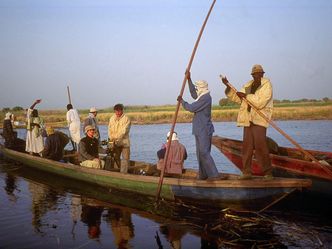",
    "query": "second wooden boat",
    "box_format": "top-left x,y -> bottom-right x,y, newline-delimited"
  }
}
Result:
212,135 -> 332,197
